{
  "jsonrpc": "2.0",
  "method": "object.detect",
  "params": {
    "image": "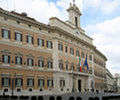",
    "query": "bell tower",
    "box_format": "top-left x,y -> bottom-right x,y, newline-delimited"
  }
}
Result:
67,0 -> 82,28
